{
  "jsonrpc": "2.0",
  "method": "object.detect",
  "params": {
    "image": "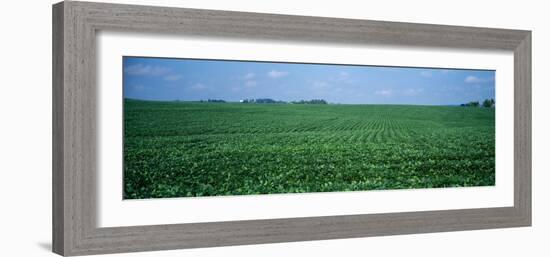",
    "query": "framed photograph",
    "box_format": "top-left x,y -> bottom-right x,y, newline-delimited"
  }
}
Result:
52,1 -> 531,256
